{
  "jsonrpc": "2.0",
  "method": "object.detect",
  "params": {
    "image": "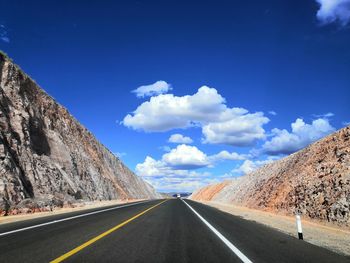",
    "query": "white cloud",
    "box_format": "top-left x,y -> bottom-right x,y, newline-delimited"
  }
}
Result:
231,157 -> 279,175
263,118 -> 335,155
135,145 -> 210,176
0,36 -> 9,43
232,160 -> 261,174
135,155 -> 210,178
315,0 -> 350,26
144,175 -> 218,193
313,112 -> 334,118
342,121 -> 350,126
209,150 -> 248,162
163,144 -> 209,169
135,144 -> 248,191
0,25 -> 10,43
123,86 -> 269,146
202,111 -> 269,146
168,134 -> 193,144
268,111 -> 277,116
135,156 -> 166,177
124,86 -> 225,131
135,154 -> 215,192
132,80 -> 172,98
137,145 -> 247,174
